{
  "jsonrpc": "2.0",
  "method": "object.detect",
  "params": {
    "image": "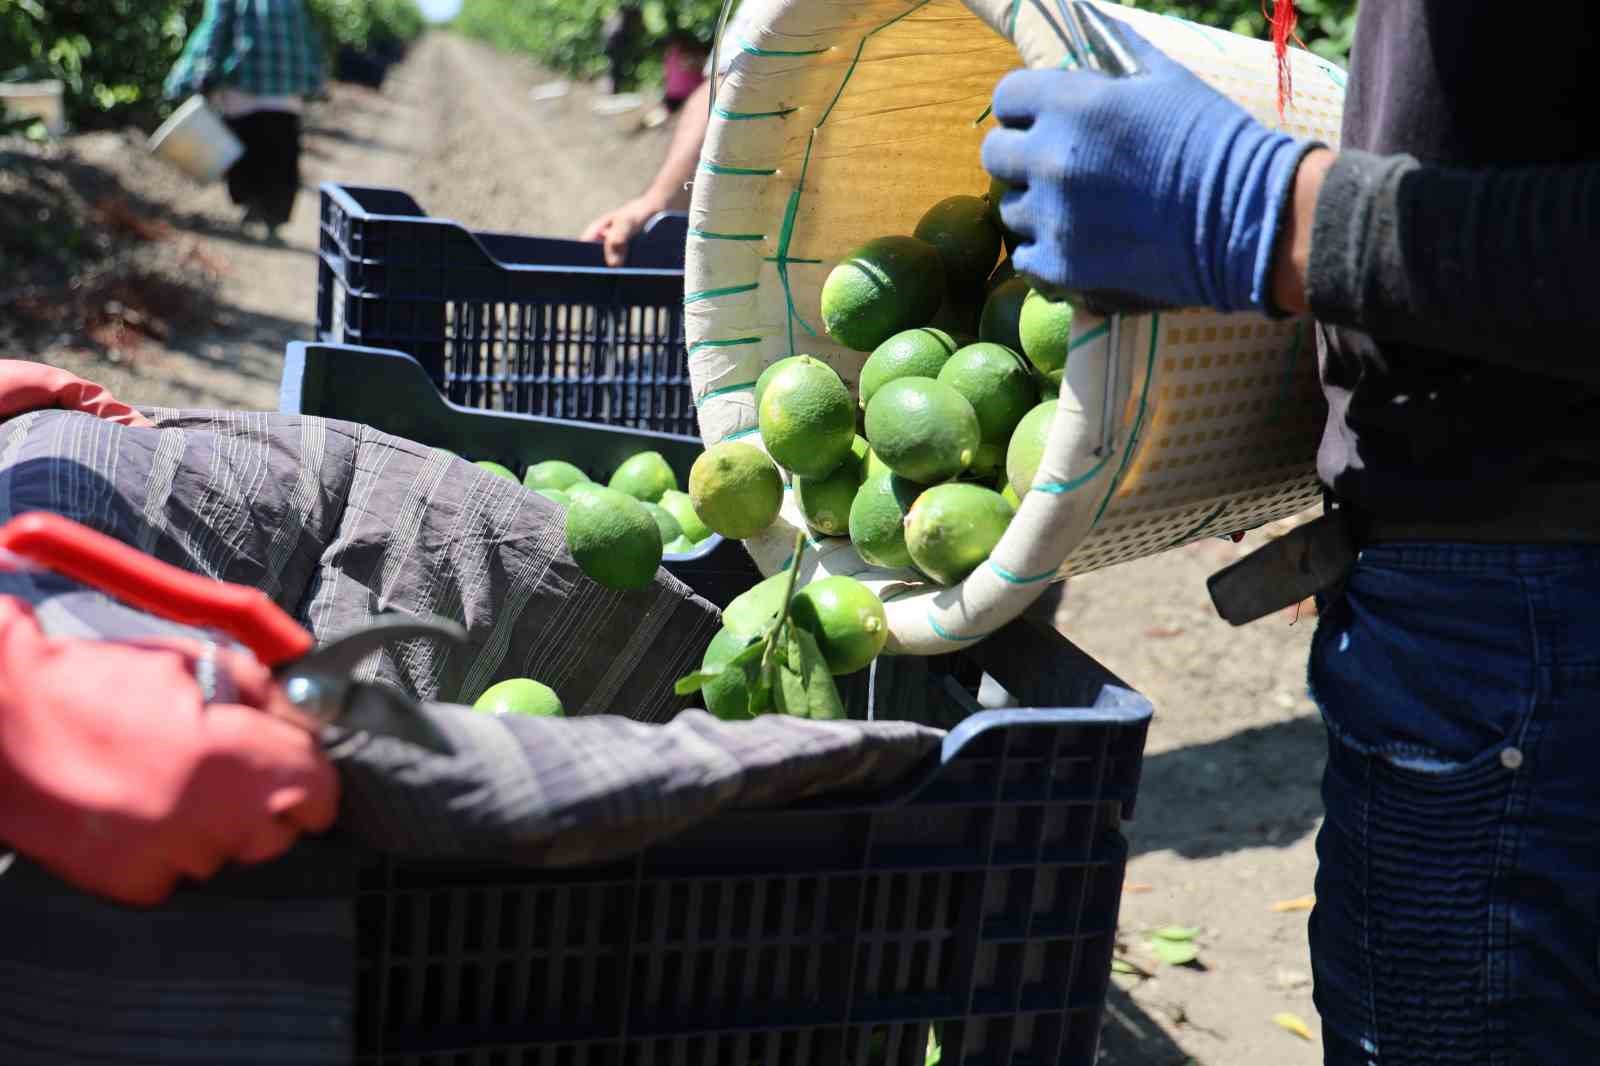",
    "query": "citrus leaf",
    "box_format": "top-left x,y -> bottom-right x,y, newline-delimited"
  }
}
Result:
1149,937 -> 1199,966
774,648 -> 808,718
773,624 -> 844,719
1273,1012 -> 1315,1041
747,665 -> 774,716
795,626 -> 845,719
672,633 -> 765,696
1110,957 -> 1142,975
925,1028 -> 941,1066
727,636 -> 768,668
673,666 -> 724,695
1150,926 -> 1201,942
